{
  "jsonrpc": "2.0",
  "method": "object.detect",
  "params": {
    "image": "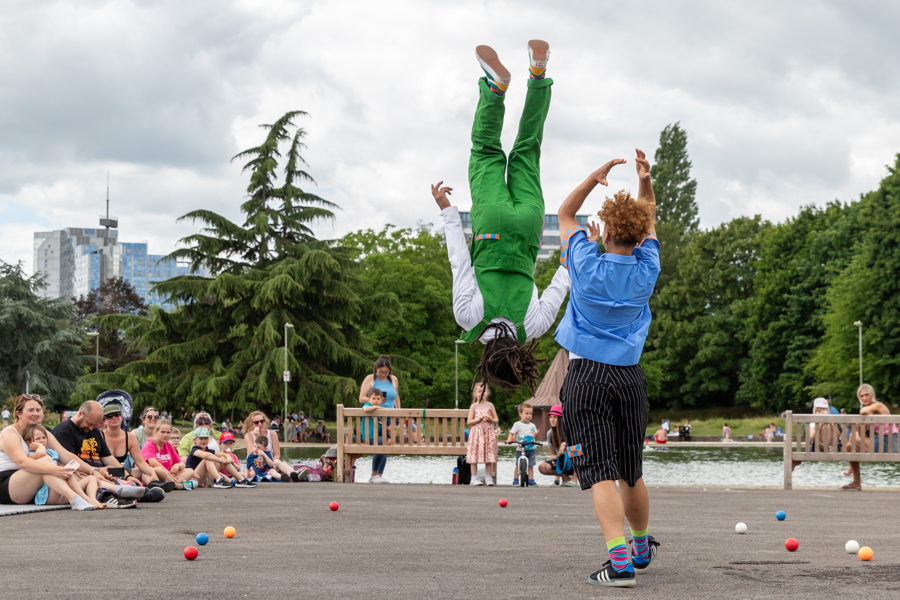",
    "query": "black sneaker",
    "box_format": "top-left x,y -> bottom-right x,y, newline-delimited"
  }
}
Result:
630,536 -> 660,570
137,487 -> 166,503
280,473 -> 292,483
588,561 -> 636,587
213,477 -> 232,489
234,479 -> 257,488
148,481 -> 176,493
98,492 -> 136,509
